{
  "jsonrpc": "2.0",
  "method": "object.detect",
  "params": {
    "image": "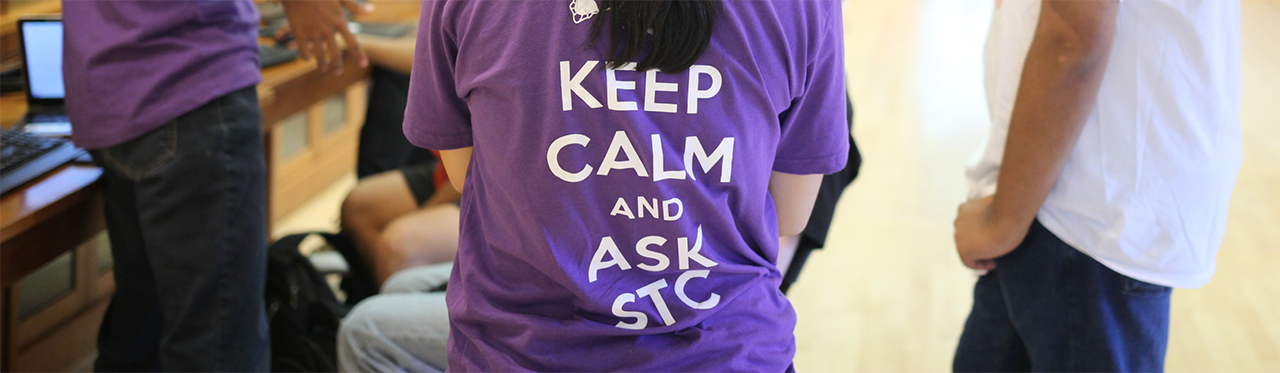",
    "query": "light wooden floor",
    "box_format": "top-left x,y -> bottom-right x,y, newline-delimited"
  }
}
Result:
278,1 -> 1280,371
788,0 -> 1280,371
